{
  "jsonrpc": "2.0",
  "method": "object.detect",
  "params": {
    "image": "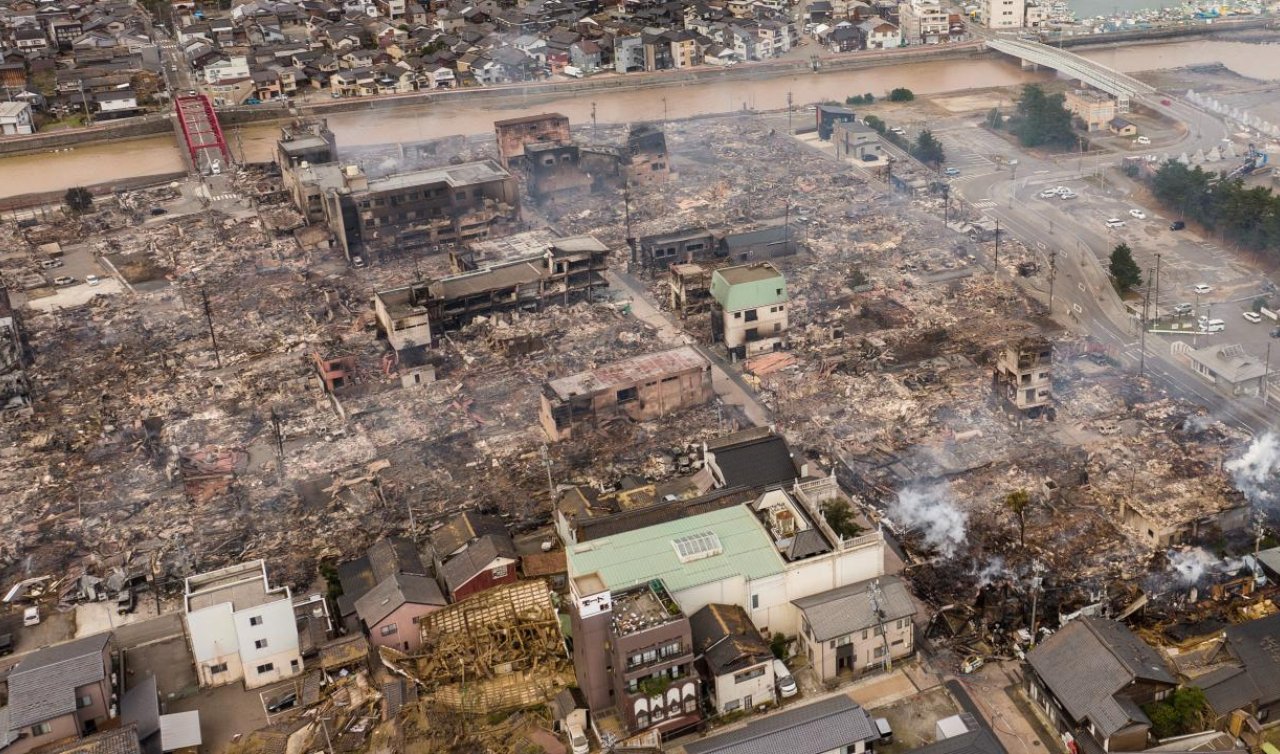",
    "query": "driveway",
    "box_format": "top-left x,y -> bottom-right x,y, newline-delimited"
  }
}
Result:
165,681 -> 273,754
124,636 -> 198,700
